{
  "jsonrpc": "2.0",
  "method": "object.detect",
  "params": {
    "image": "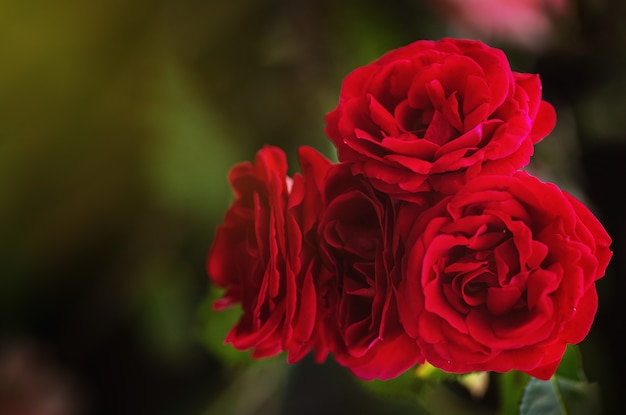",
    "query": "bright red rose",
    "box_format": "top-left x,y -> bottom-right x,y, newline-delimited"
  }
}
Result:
318,163 -> 424,380
396,171 -> 612,379
325,38 -> 556,199
207,145 -> 333,363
